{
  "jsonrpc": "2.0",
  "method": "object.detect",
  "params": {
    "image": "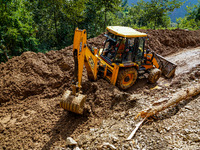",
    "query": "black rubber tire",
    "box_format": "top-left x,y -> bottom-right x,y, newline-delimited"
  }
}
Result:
117,67 -> 138,90
148,68 -> 161,84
